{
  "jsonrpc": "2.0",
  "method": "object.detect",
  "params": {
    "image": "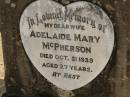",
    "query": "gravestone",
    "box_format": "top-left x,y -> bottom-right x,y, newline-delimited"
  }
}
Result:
20,0 -> 114,90
0,0 -> 130,97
